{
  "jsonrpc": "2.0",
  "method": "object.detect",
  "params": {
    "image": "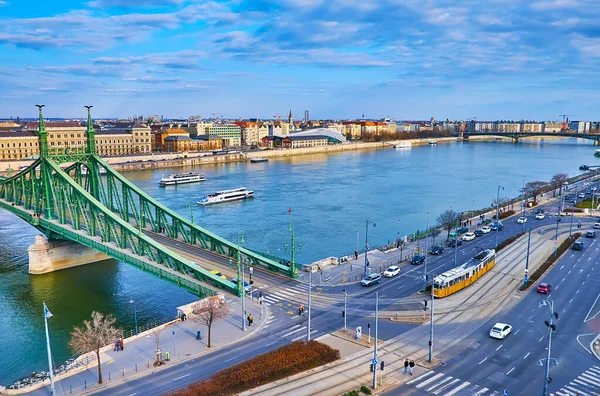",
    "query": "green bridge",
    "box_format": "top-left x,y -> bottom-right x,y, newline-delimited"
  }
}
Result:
0,106 -> 297,298
463,131 -> 600,144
